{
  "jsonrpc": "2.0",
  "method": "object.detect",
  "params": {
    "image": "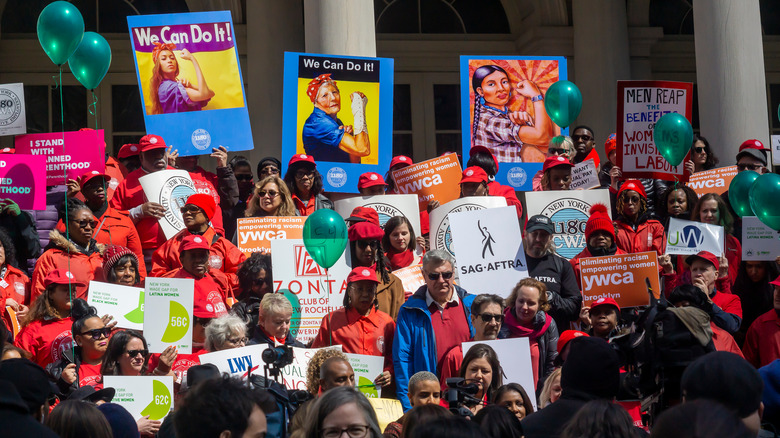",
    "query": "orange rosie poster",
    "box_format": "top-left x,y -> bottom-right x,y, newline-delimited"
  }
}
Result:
236,217 -> 306,255
391,153 -> 462,212
579,251 -> 660,308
